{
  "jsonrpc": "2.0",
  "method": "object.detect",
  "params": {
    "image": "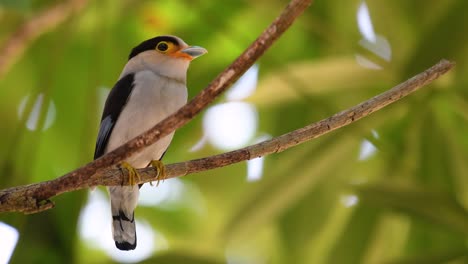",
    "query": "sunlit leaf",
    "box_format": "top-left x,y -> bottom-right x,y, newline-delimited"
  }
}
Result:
247,57 -> 389,106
